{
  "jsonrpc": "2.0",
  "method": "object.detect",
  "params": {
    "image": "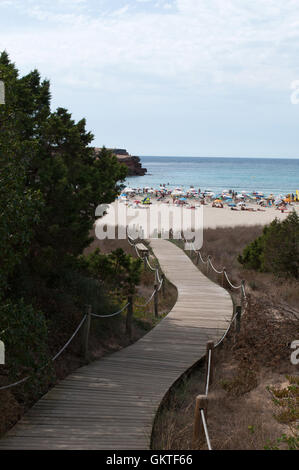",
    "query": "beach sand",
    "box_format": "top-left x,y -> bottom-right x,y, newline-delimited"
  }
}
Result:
95,198 -> 299,240
202,203 -> 298,229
